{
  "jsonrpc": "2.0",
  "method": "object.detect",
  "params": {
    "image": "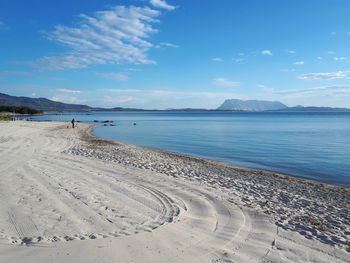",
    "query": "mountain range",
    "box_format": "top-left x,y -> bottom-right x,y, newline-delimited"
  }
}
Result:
1,92 -> 350,112
0,93 -> 92,111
